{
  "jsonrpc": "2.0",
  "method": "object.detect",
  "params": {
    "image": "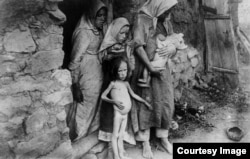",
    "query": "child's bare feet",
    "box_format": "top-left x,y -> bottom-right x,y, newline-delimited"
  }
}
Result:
120,154 -> 132,159
161,138 -> 173,154
119,148 -> 129,159
142,141 -> 154,159
107,147 -> 115,159
114,155 -> 121,159
121,150 -> 128,158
